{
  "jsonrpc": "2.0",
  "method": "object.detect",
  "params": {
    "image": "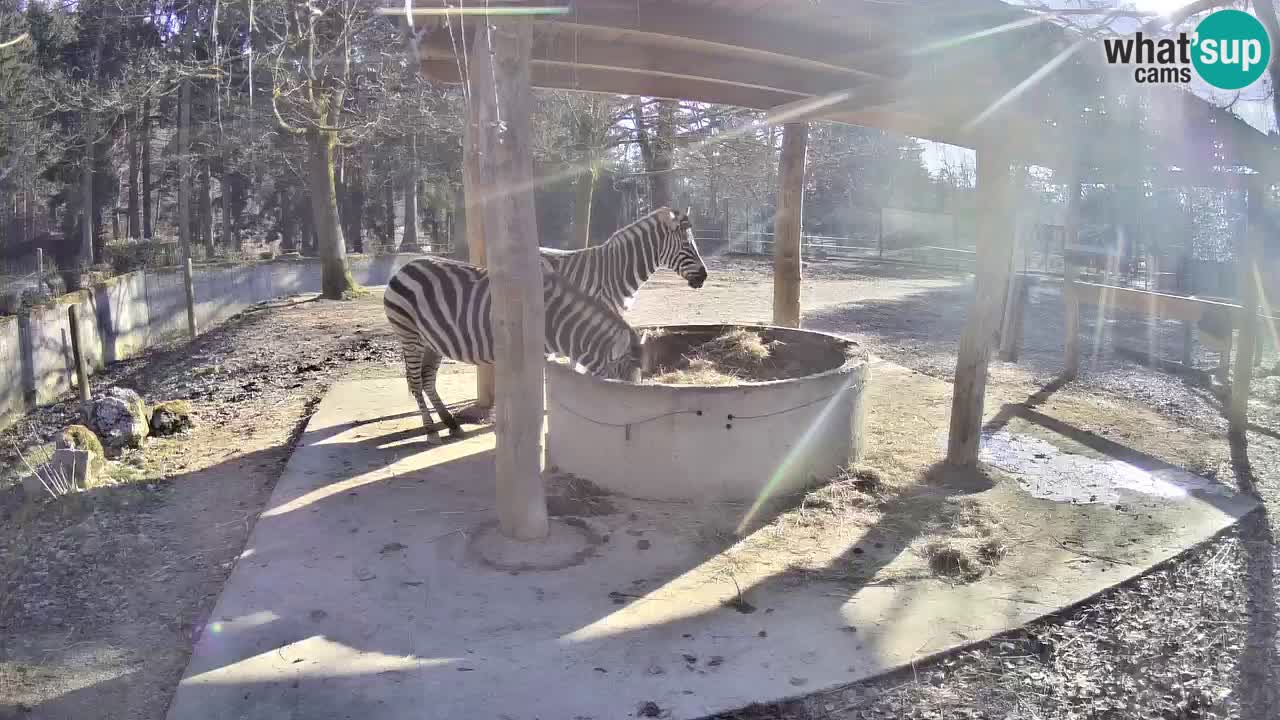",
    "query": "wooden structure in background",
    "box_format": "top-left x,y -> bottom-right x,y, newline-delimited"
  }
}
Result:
403,0 -> 1280,514
948,148 -> 1016,465
772,122 -> 807,328
461,86 -> 496,415
1063,179 -> 1082,380
1231,179 -> 1267,435
468,17 -> 550,539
